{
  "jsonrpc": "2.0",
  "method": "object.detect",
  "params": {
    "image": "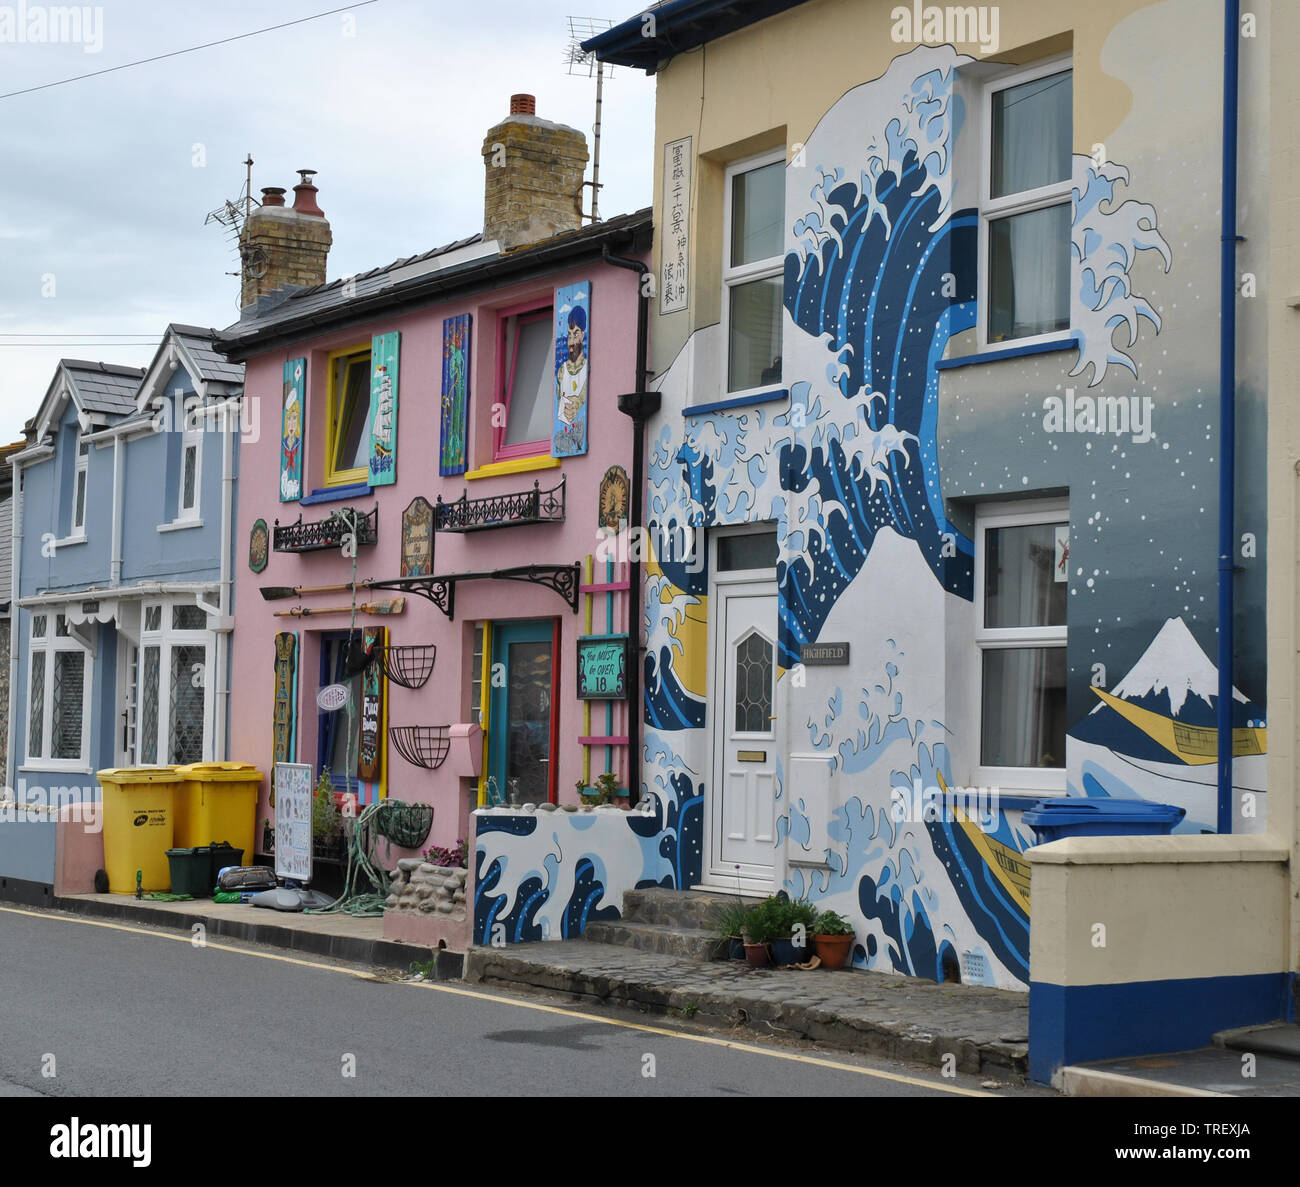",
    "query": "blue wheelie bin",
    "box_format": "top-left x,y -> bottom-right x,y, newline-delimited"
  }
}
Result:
1021,798 -> 1185,844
